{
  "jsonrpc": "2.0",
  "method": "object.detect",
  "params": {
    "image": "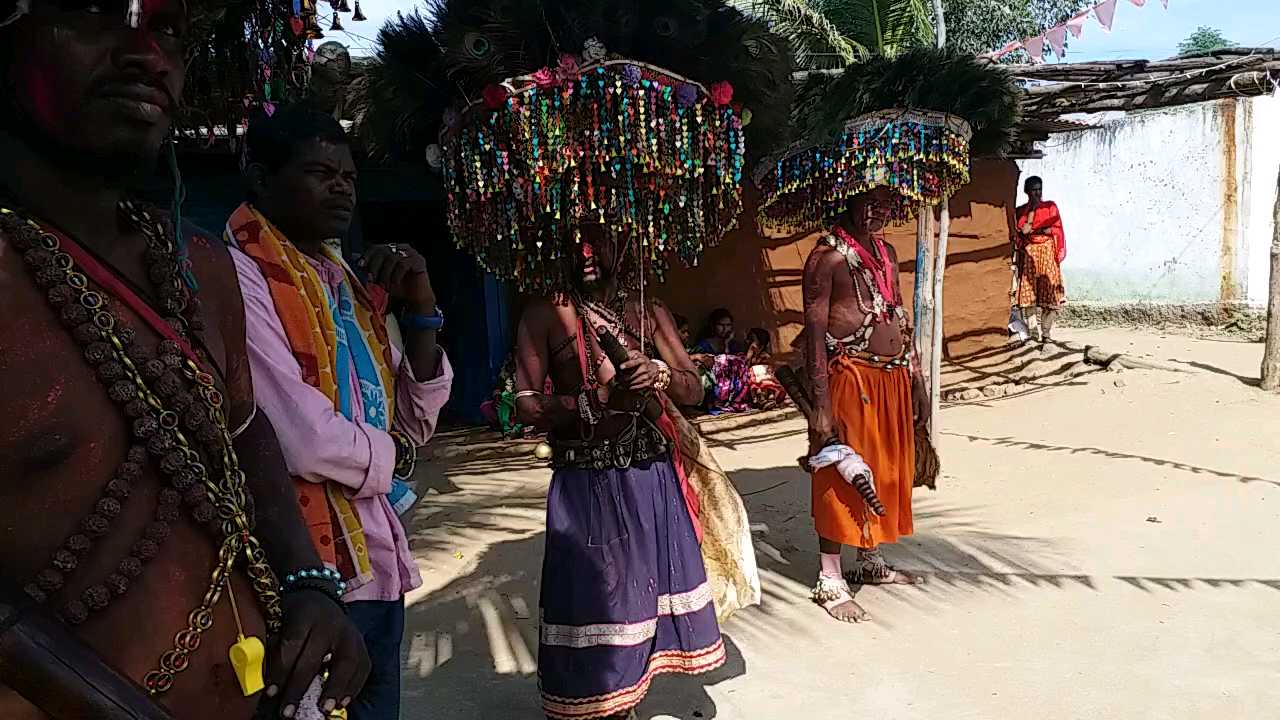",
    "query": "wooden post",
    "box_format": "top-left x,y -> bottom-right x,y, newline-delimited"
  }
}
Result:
913,210 -> 937,432
930,200 -> 951,444
1262,163 -> 1280,391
